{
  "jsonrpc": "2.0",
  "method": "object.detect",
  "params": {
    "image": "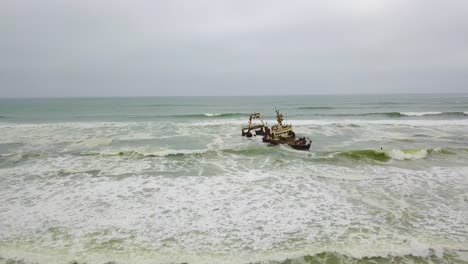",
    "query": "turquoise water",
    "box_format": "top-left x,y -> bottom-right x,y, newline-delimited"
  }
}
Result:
0,94 -> 467,264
